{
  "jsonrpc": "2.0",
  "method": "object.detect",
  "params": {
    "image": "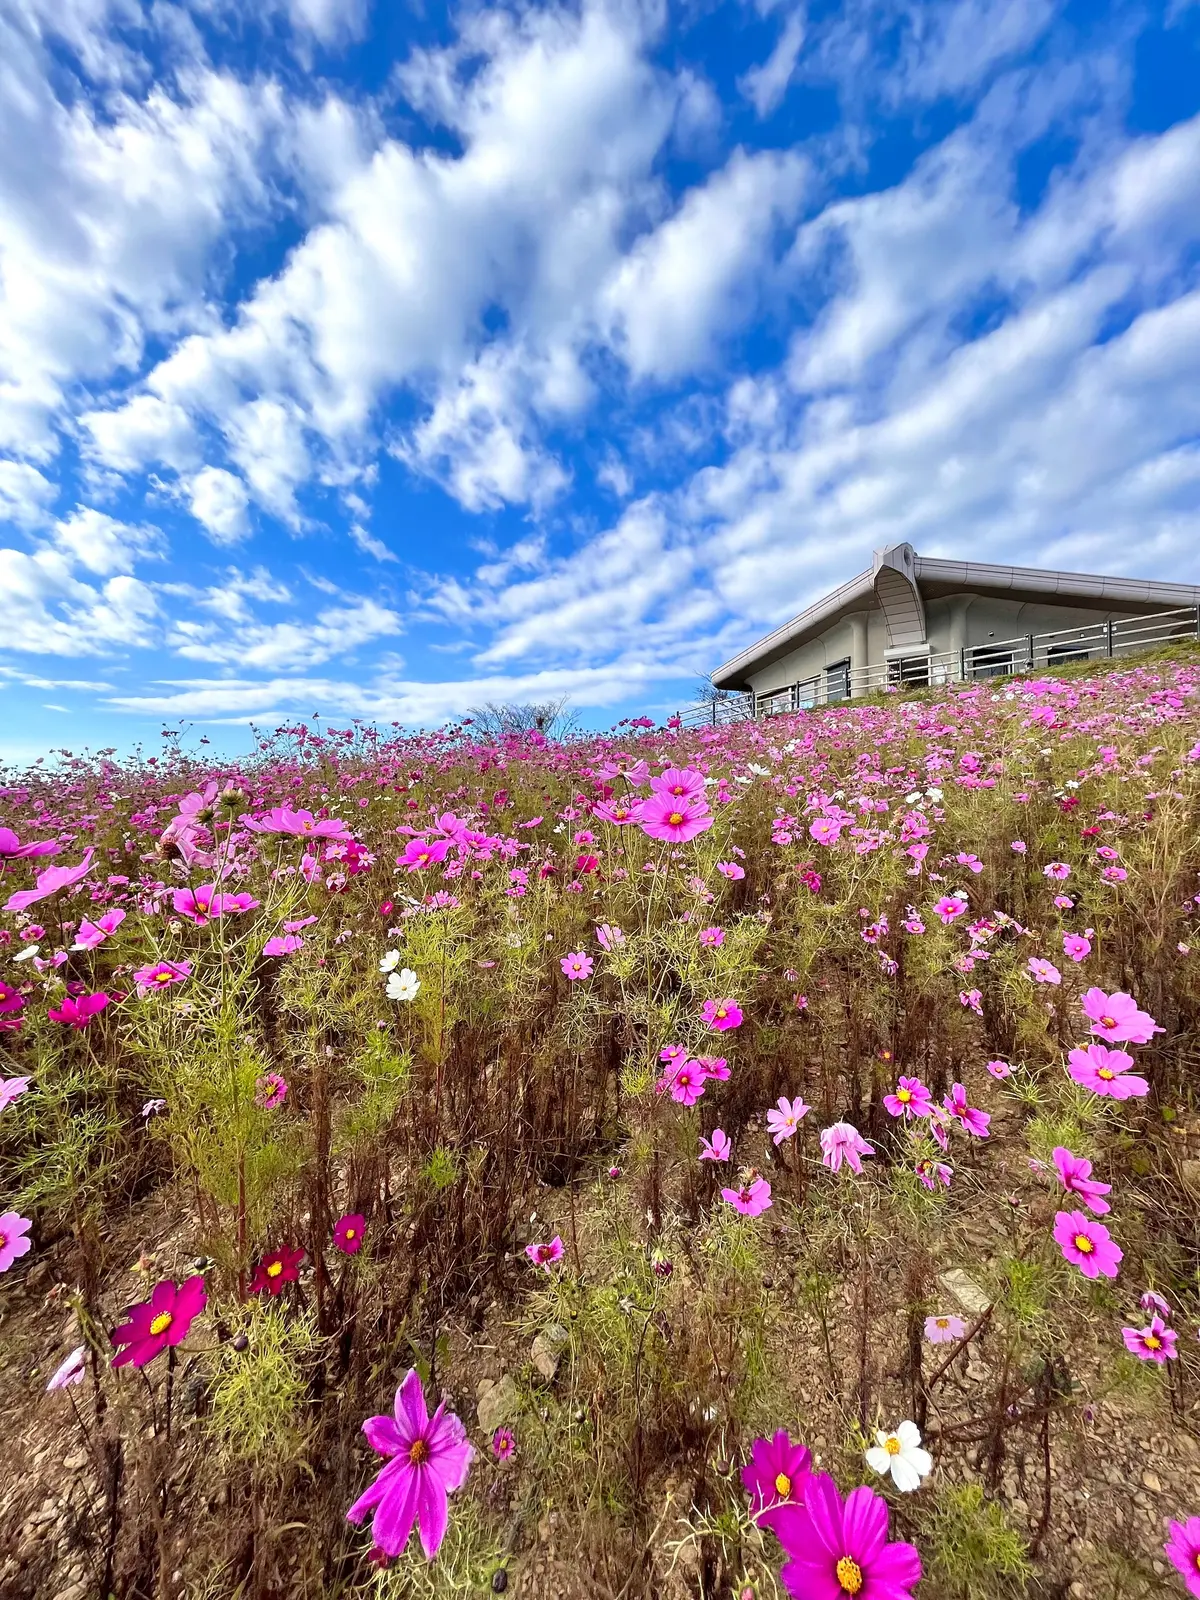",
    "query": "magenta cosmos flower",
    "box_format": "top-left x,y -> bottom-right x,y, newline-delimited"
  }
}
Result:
1165,1517 -> 1200,1599
1054,1210 -> 1122,1279
1067,1043 -> 1148,1098
924,1313 -> 966,1344
72,909 -> 126,949
943,1083 -> 990,1139
702,997 -> 743,1031
650,766 -> 705,800
0,1211 -> 33,1272
698,926 -> 724,948
397,837 -> 453,871
1080,988 -> 1163,1044
171,884 -> 226,925
1062,932 -> 1092,962
883,1076 -> 932,1120
820,1122 -> 874,1174
1141,1289 -> 1171,1317
334,1213 -> 366,1255
0,825 -> 59,860
662,1058 -> 707,1105
1122,1315 -> 1177,1364
560,951 -> 593,980
699,1128 -> 731,1162
808,816 -> 843,846
638,793 -> 713,844
525,1236 -> 564,1270
346,1368 -> 474,1560
766,1097 -> 810,1143
133,960 -> 192,992
492,1427 -> 516,1462
251,1245 -> 305,1295
721,1175 -> 772,1216
931,895 -> 968,924
0,982 -> 25,1018
773,1474 -> 922,1600
1051,1147 -> 1111,1215
263,934 -> 304,956
741,1429 -> 811,1528
255,1073 -> 288,1109
3,848 -> 94,913
1027,957 -> 1061,985
48,991 -> 110,1028
111,1275 -> 207,1367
